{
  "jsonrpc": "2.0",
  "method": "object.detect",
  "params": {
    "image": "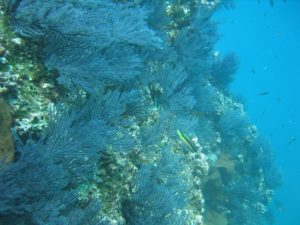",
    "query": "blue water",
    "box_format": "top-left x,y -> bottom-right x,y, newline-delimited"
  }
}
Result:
215,1 -> 300,224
